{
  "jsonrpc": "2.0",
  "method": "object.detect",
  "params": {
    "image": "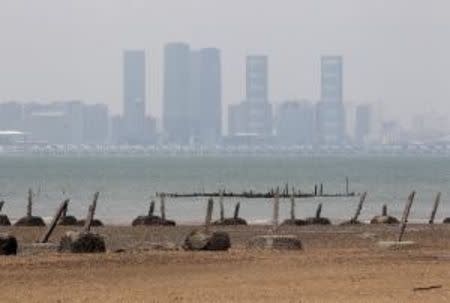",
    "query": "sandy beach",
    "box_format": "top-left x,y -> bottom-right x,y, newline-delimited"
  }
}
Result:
1,224 -> 450,302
